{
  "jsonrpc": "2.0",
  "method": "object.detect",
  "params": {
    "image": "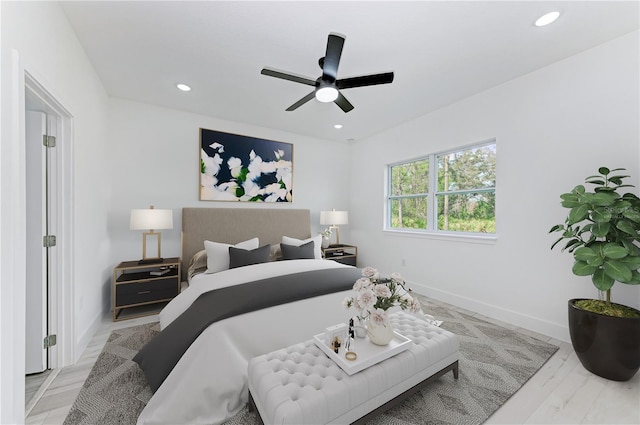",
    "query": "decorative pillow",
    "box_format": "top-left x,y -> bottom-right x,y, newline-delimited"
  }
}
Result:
270,244 -> 282,262
281,235 -> 322,259
188,249 -> 208,280
228,244 -> 271,269
280,241 -> 315,260
204,238 -> 259,273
